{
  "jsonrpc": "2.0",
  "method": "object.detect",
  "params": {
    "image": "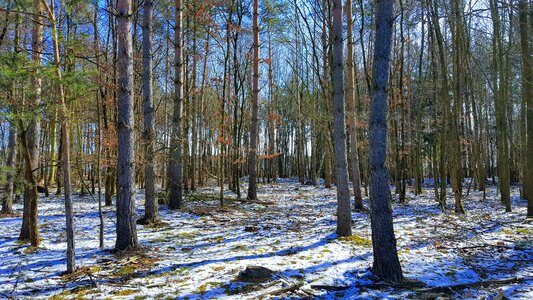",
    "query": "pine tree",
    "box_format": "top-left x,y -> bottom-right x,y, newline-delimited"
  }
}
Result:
368,0 -> 403,283
115,0 -> 138,251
